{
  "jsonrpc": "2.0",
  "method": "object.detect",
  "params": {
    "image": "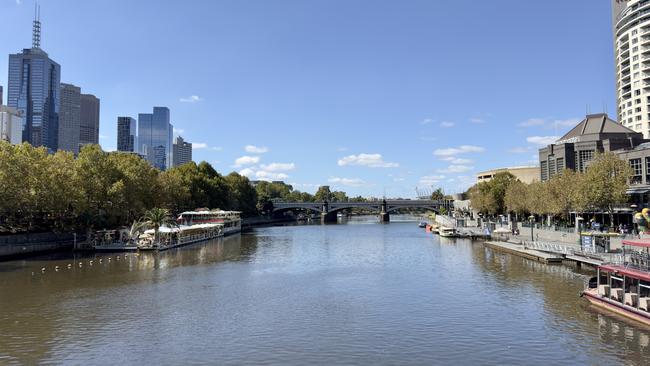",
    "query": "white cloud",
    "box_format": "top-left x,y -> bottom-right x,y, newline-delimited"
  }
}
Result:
191,143 -> 222,151
440,157 -> 473,164
552,118 -> 581,128
470,118 -> 485,124
437,165 -> 474,174
440,121 -> 455,128
233,156 -> 260,167
179,95 -> 204,103
526,136 -> 559,146
518,118 -> 546,127
419,175 -> 446,186
328,177 -> 367,187
518,117 -> 580,129
259,163 -> 295,172
420,118 -> 434,125
244,145 -> 269,153
239,168 -> 255,177
433,145 -> 485,157
337,153 -> 399,168
255,171 -> 289,180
